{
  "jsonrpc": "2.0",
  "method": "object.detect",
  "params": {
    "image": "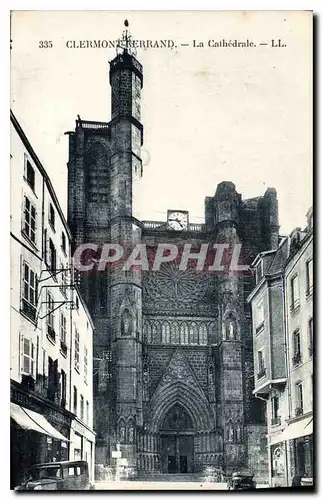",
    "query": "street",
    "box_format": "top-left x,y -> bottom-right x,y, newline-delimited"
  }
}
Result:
94,481 -> 270,490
